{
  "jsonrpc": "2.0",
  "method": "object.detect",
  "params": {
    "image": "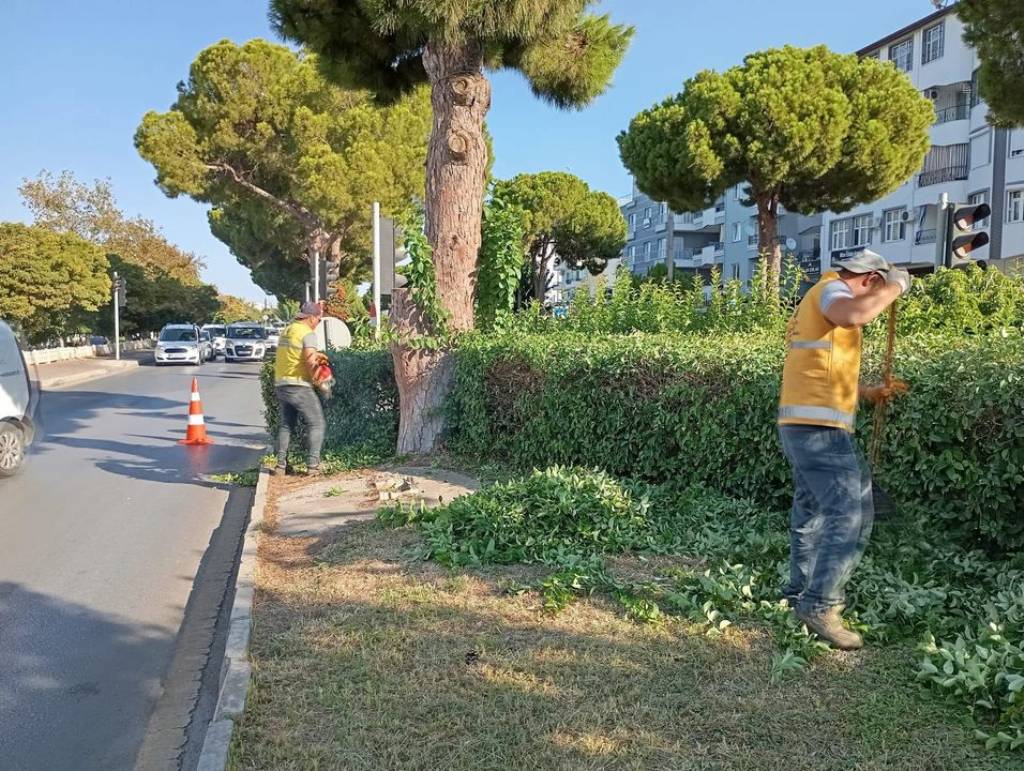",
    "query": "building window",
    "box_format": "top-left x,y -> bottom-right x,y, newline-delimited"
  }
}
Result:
643,241 -> 653,258
1010,129 -> 1024,158
922,22 -> 944,64
968,191 -> 990,228
883,208 -> 907,242
864,50 -> 880,60
628,245 -> 637,260
853,214 -> 873,246
657,237 -> 666,257
970,69 -> 981,107
831,218 -> 852,251
971,131 -> 991,169
734,185 -> 743,200
731,222 -> 742,242
659,202 -> 668,221
1008,190 -> 1024,223
731,263 -> 740,280
644,206 -> 653,223
628,213 -> 636,230
889,38 -> 913,72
